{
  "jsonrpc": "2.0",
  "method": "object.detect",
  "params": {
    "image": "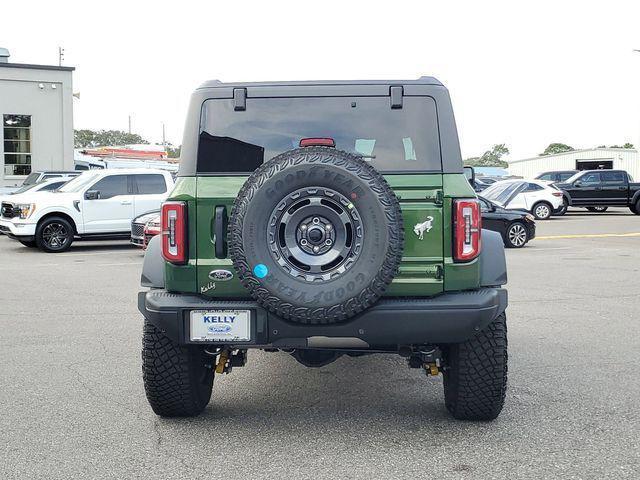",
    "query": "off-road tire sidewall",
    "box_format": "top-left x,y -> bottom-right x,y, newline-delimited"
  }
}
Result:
229,147 -> 404,324
442,314 -> 508,421
142,320 -> 213,417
